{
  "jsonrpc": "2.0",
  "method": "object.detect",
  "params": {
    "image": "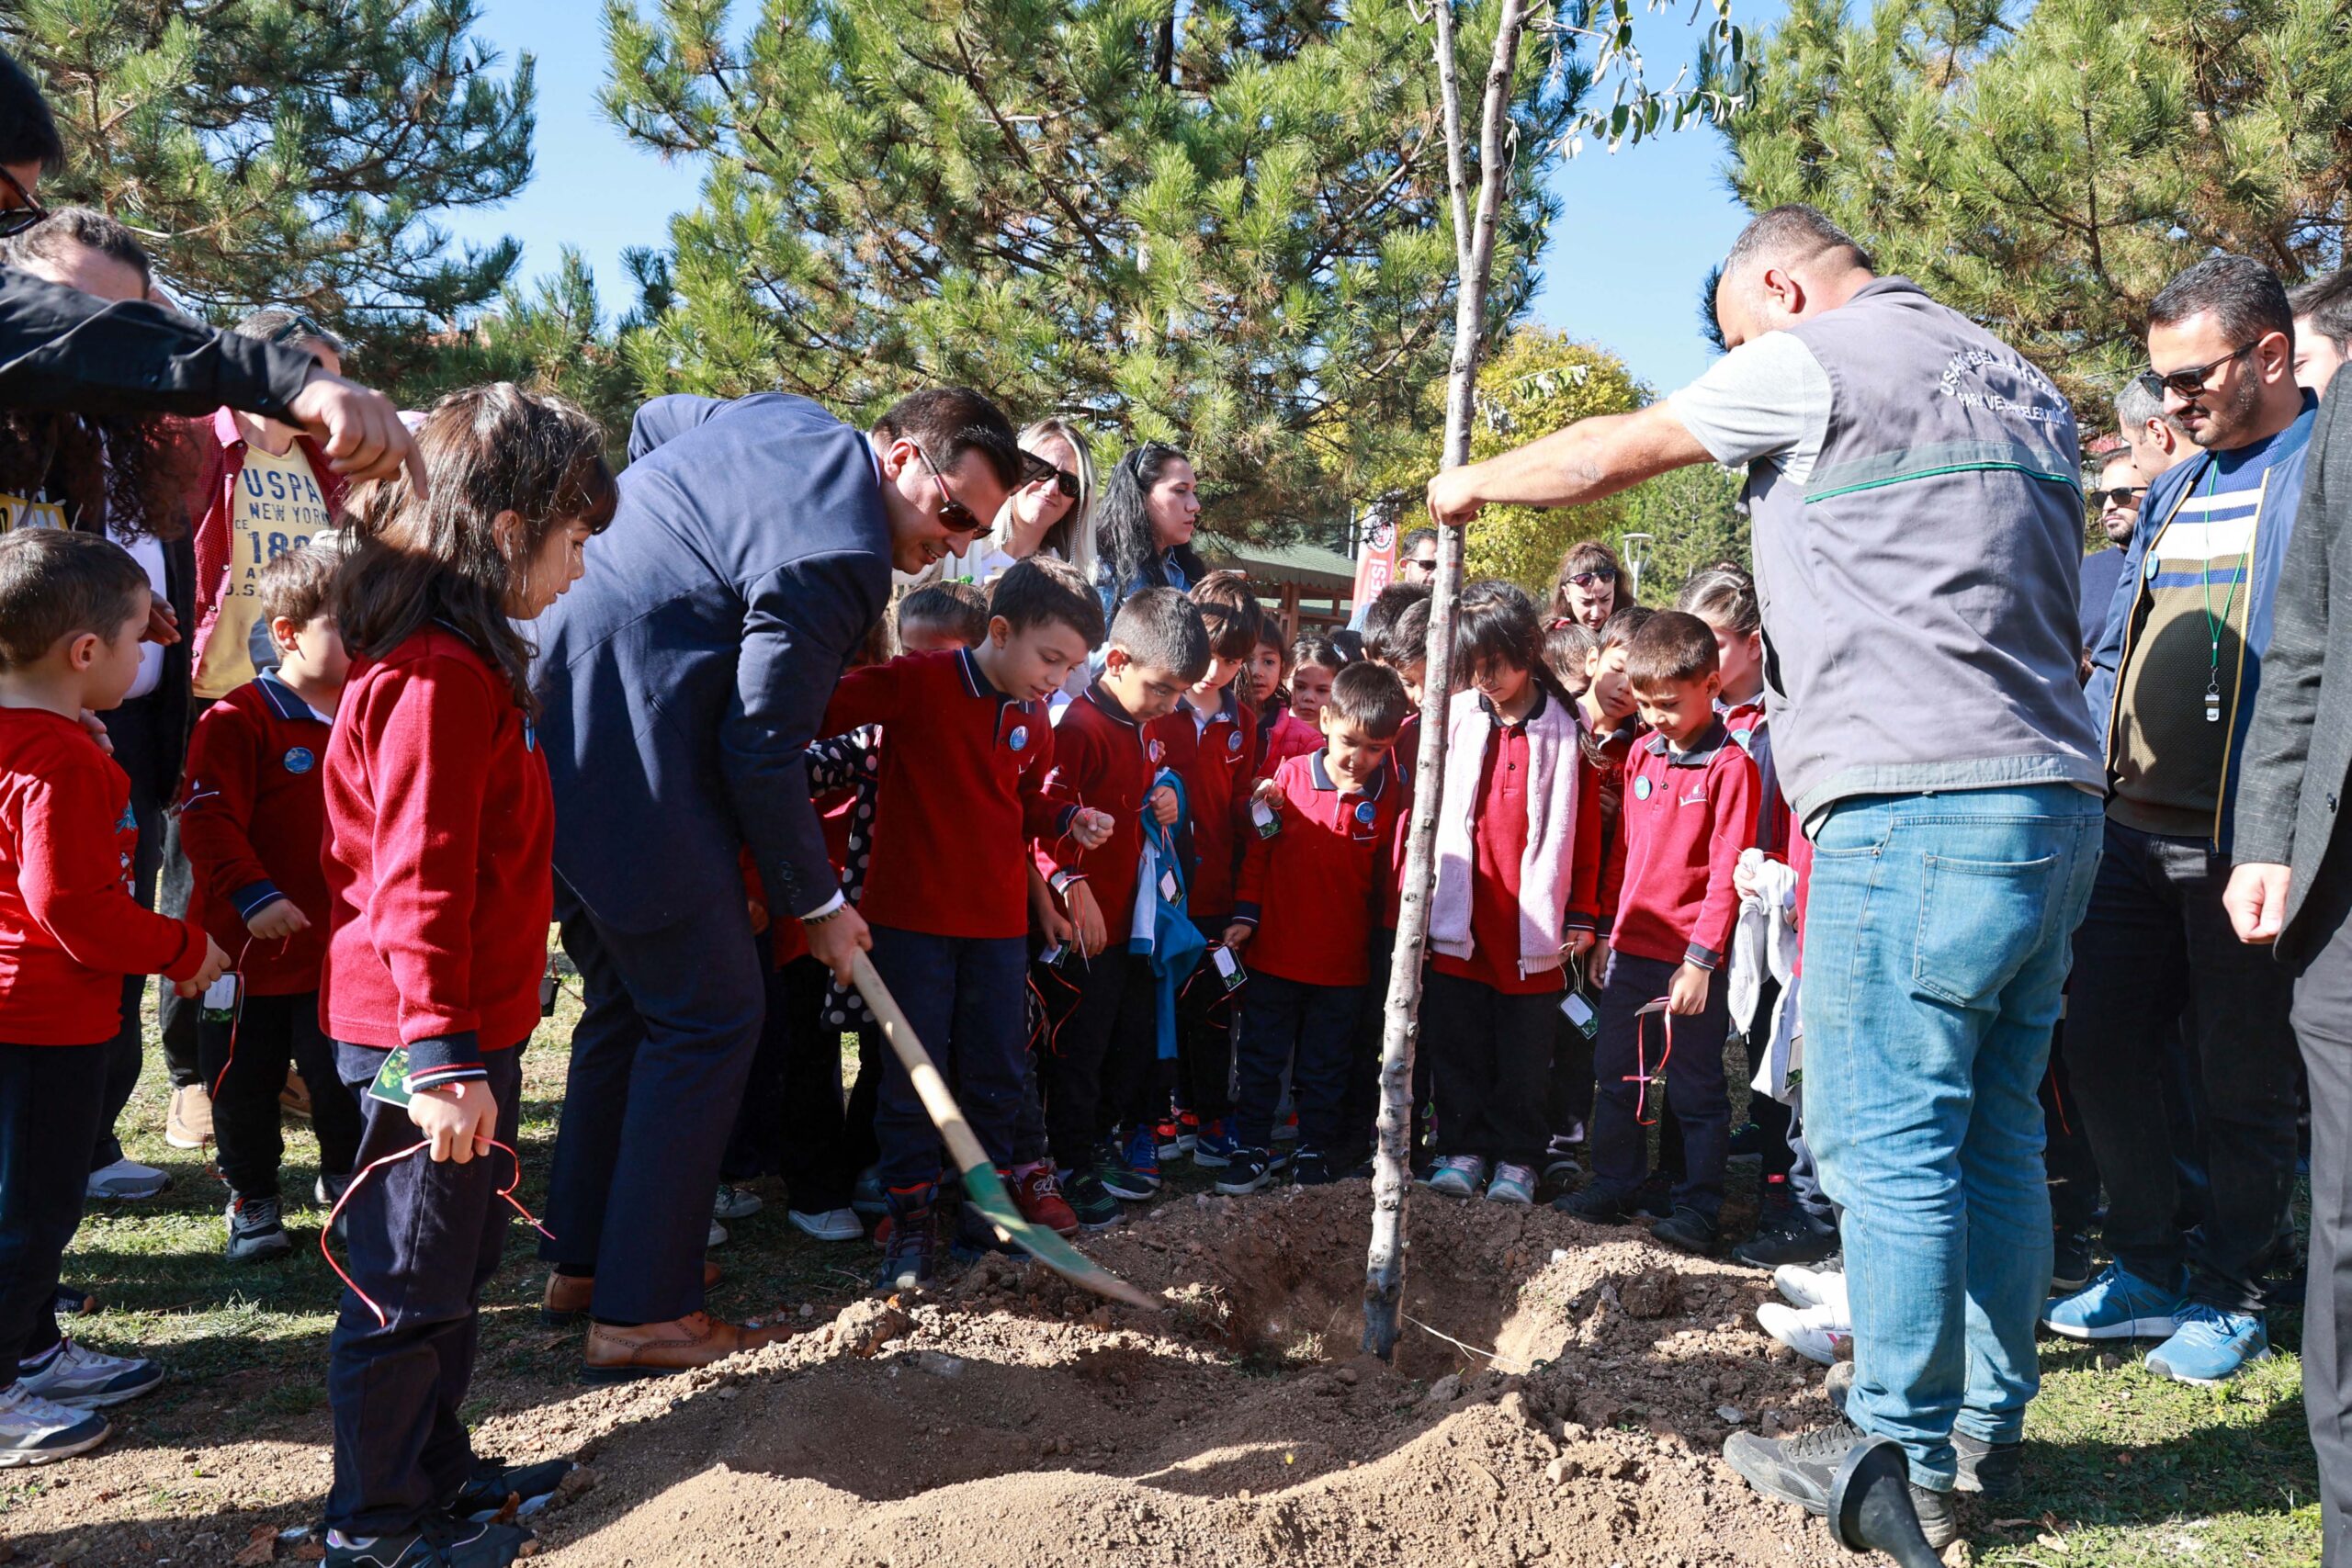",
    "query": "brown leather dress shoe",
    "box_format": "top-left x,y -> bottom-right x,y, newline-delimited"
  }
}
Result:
542,1261 -> 722,1326
581,1312 -> 786,1382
